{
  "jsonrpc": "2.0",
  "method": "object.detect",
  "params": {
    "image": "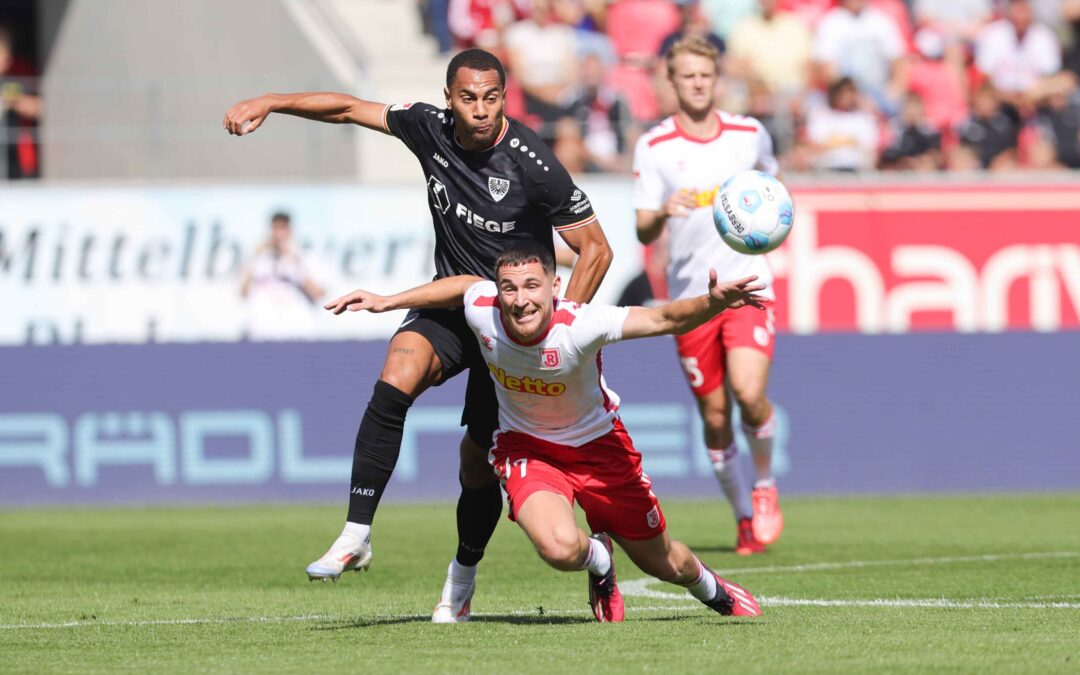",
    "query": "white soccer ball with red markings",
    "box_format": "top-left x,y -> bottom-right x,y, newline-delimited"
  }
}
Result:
712,170 -> 794,255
